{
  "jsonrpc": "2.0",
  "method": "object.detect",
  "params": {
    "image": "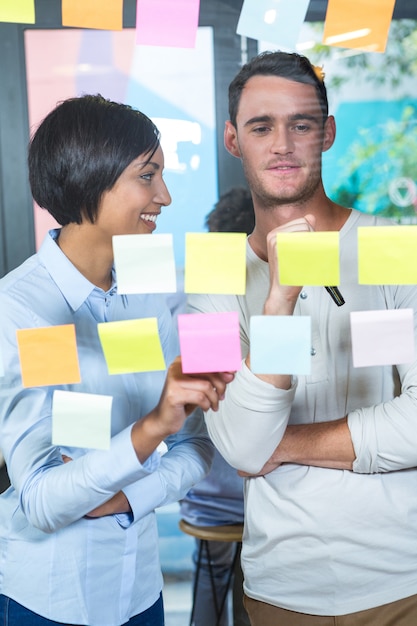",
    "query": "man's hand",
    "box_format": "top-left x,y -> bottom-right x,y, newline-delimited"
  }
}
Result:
264,214 -> 316,316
